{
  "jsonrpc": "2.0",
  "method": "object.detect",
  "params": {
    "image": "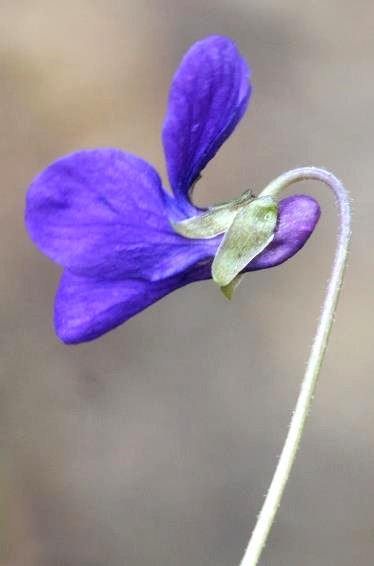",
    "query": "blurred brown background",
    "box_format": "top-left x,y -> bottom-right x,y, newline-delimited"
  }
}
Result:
1,1 -> 373,565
